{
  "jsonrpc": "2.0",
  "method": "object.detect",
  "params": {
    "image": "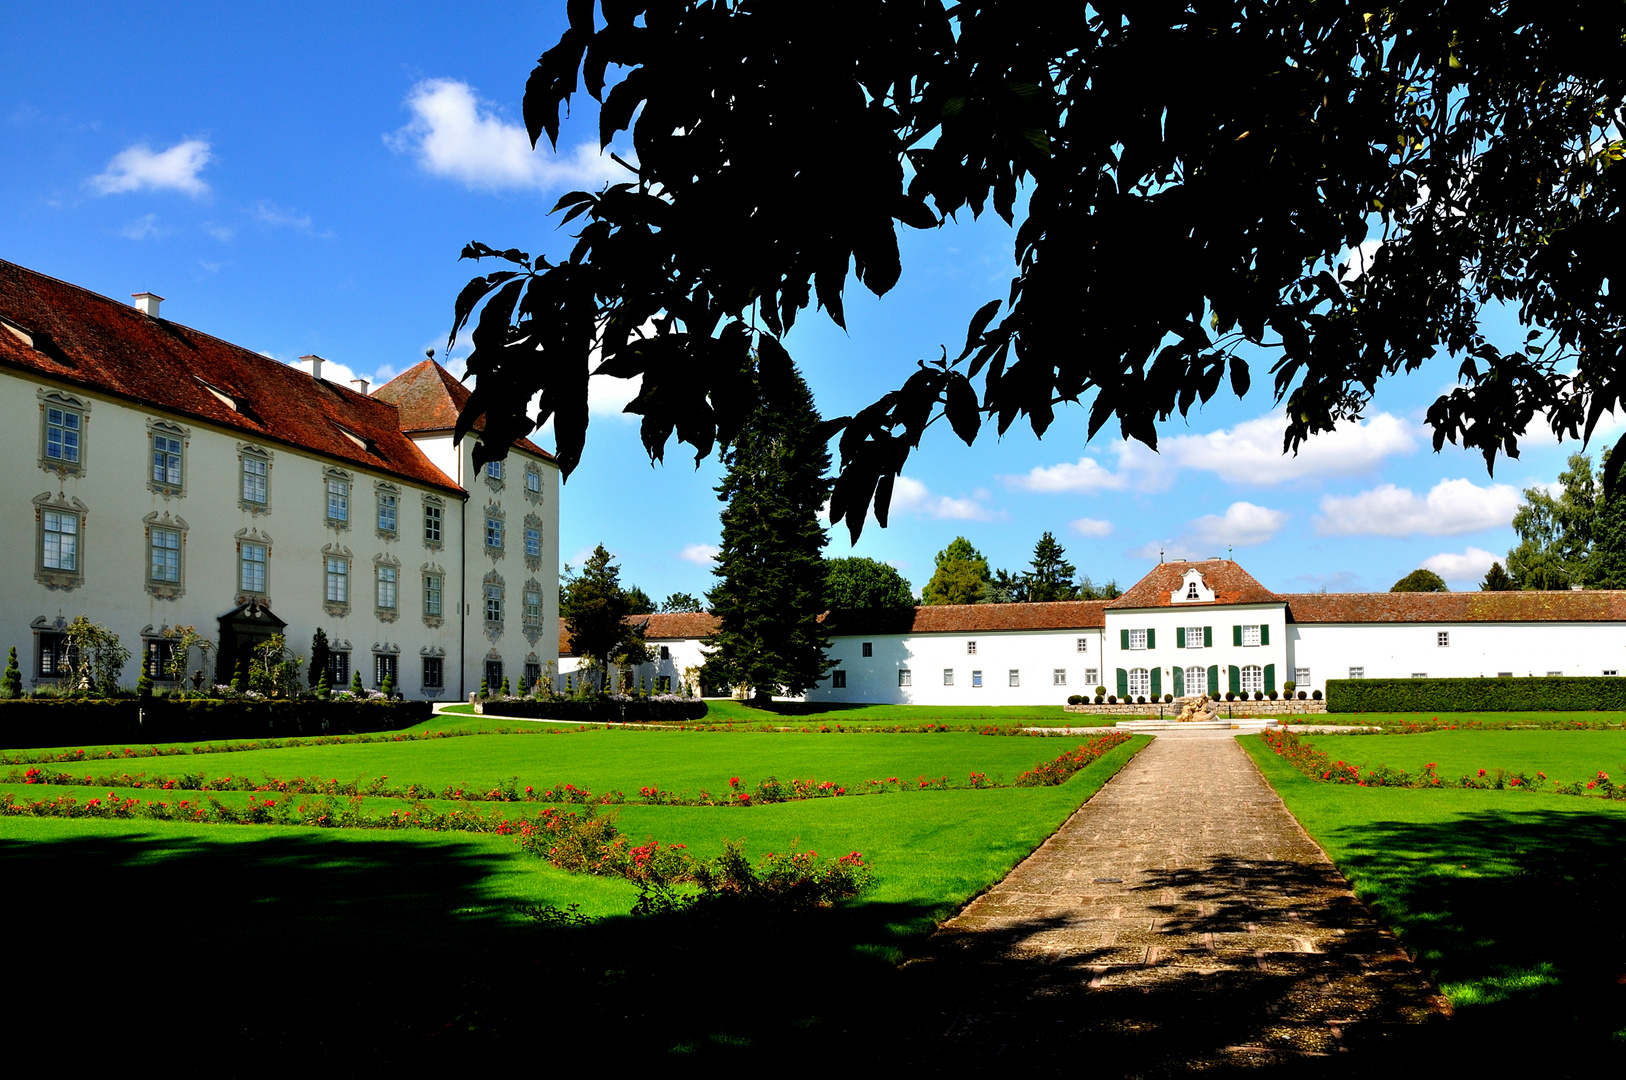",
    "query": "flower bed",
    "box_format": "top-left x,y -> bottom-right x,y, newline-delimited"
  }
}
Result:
0,698 -> 429,750
479,696 -> 708,723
